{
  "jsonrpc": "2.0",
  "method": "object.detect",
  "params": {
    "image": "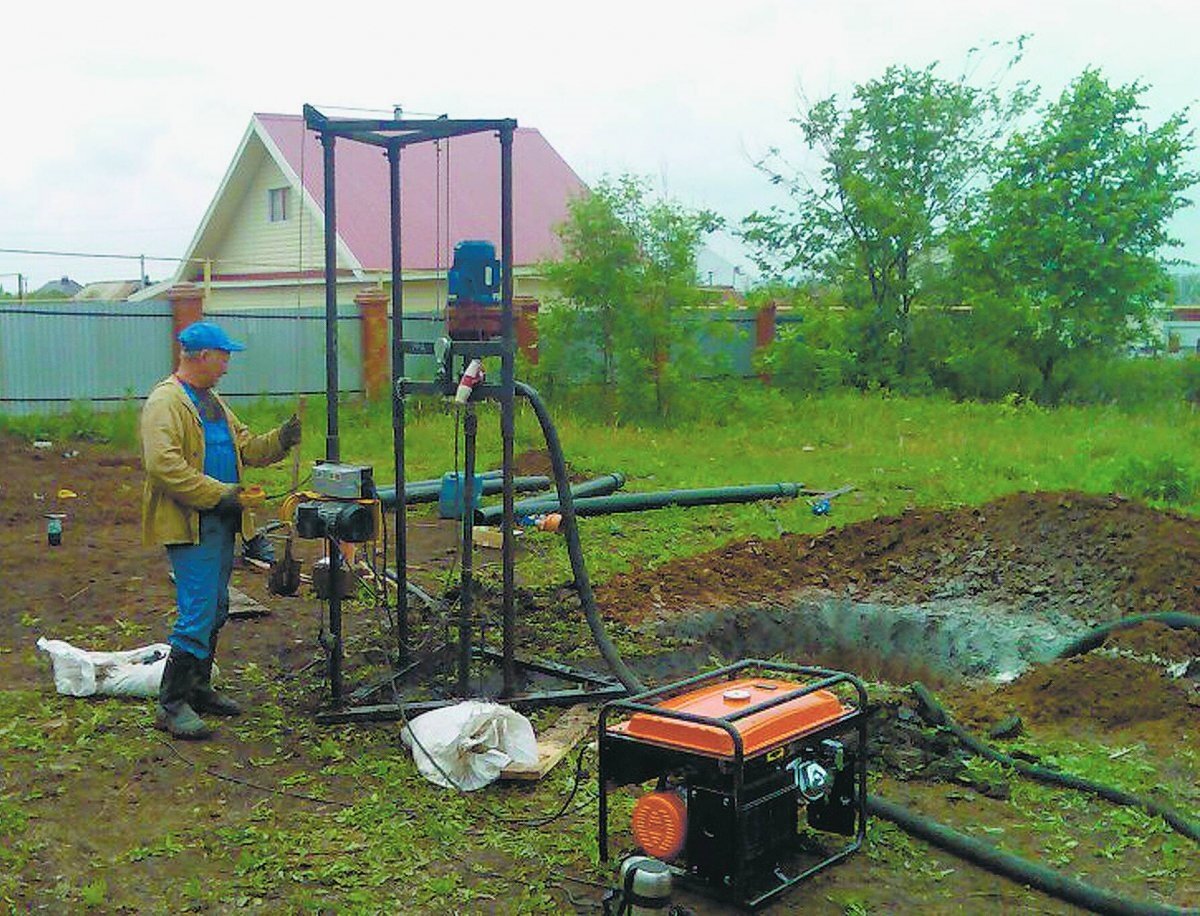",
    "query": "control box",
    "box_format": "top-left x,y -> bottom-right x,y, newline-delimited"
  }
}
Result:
311,463 -> 375,500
